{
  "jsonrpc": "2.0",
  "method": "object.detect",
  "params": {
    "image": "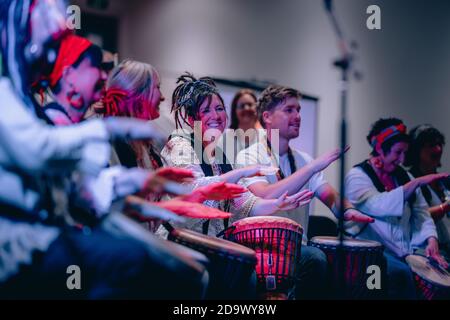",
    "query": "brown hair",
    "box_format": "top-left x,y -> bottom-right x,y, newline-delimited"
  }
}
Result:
229,89 -> 258,130
257,85 -> 301,127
